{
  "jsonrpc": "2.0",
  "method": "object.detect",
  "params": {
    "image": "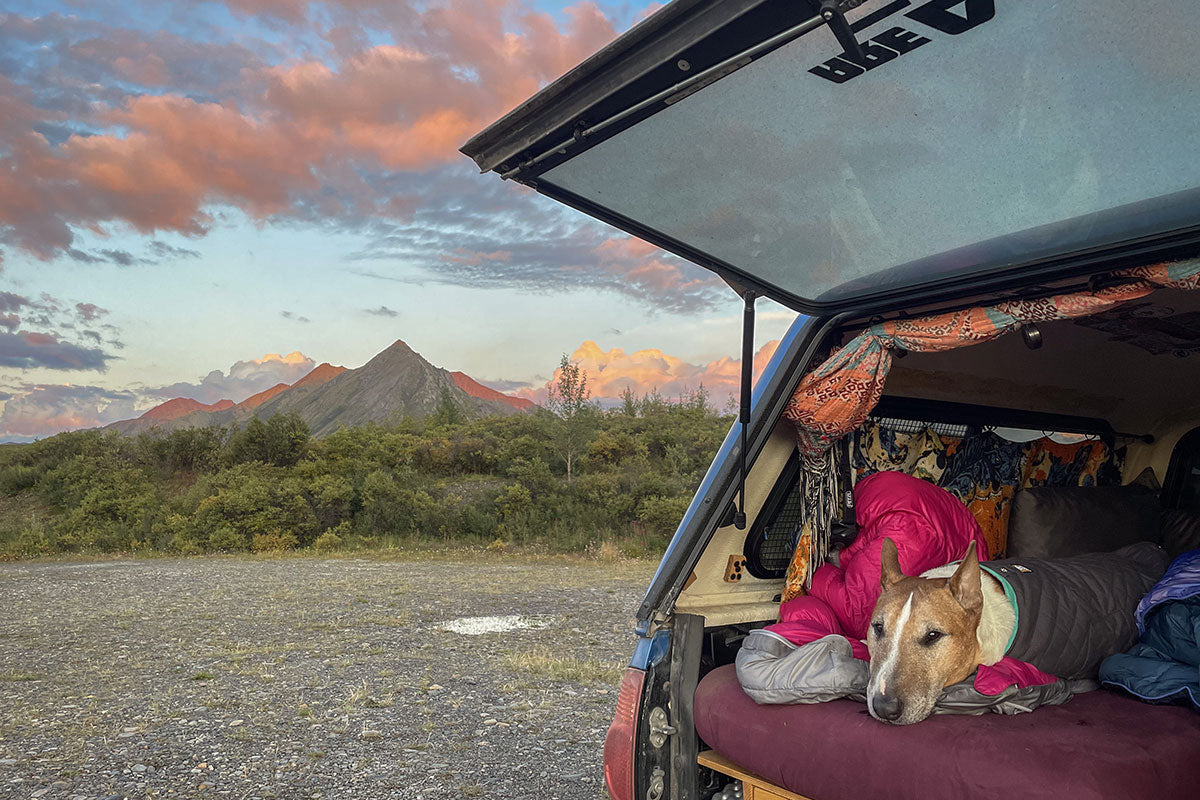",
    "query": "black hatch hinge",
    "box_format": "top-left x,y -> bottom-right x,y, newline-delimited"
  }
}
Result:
810,0 -> 869,62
